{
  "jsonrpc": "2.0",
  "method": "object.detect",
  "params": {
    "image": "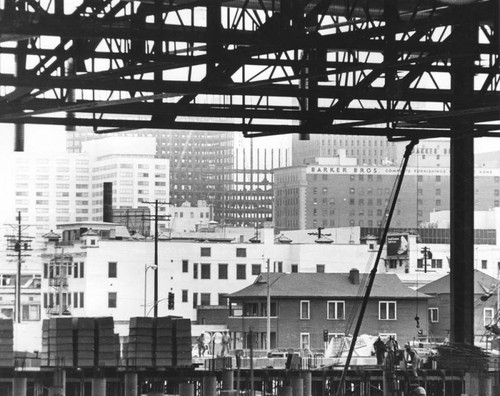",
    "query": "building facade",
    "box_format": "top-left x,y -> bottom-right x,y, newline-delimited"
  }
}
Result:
227,271 -> 430,351
273,155 -> 500,232
418,270 -> 499,345
0,136 -> 169,246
